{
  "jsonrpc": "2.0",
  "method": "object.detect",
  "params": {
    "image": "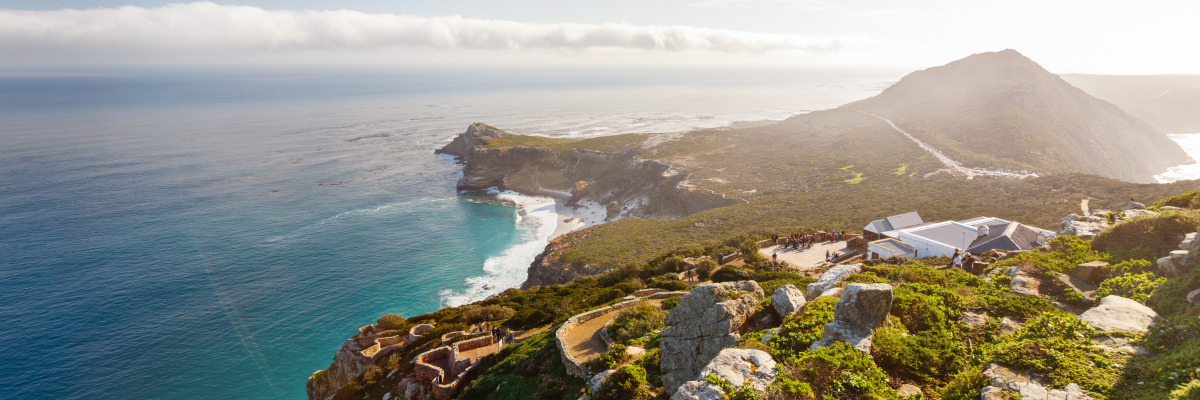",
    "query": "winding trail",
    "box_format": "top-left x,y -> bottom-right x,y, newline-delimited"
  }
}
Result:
850,109 -> 1039,179
563,299 -> 665,365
